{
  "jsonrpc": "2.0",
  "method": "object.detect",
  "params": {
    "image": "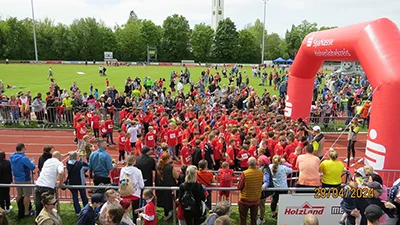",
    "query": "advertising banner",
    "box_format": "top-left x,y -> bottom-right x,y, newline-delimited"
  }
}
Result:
104,51 -> 113,59
277,194 -> 343,225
